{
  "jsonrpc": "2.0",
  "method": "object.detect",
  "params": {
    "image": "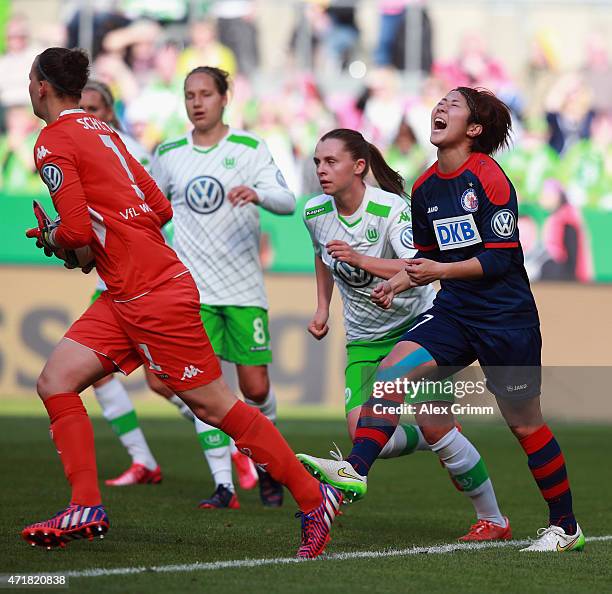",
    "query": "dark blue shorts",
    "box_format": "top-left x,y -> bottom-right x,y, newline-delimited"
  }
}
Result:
400,306 -> 541,400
